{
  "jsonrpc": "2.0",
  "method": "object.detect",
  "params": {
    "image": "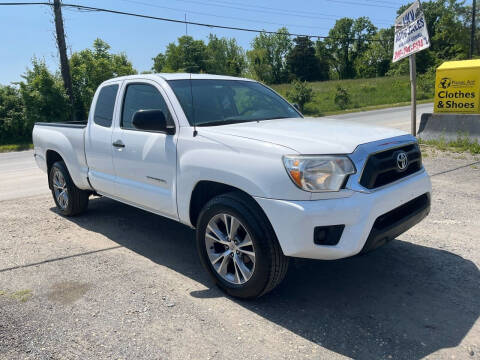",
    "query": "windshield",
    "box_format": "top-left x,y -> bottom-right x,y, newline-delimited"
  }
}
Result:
167,79 -> 302,126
